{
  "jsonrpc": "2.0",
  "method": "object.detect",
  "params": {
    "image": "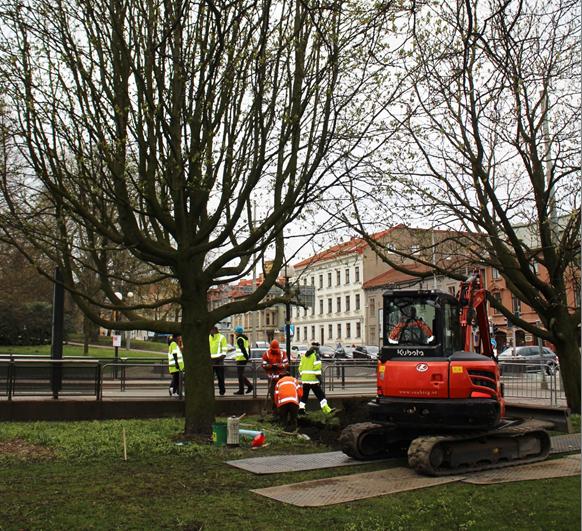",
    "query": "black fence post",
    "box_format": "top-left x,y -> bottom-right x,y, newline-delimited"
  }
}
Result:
51,267 -> 65,399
